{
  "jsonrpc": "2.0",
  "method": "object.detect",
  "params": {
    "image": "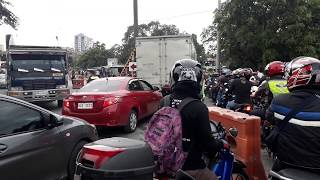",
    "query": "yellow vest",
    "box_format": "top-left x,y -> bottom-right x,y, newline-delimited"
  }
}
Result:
268,80 -> 289,96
